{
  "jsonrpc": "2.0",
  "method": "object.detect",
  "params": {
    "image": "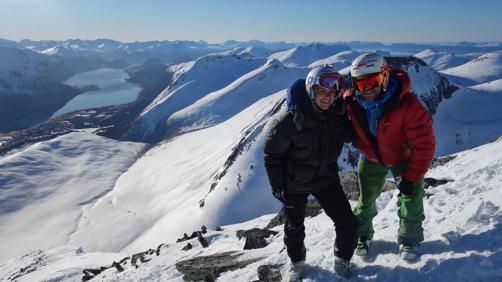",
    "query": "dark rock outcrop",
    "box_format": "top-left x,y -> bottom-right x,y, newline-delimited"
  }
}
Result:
182,243 -> 193,251
424,177 -> 454,189
81,243 -> 168,281
254,264 -> 283,282
175,251 -> 264,281
176,226 -> 209,243
236,228 -> 278,250
430,155 -> 457,169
